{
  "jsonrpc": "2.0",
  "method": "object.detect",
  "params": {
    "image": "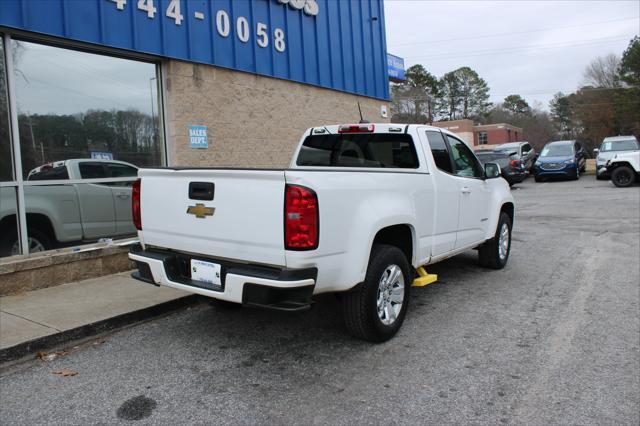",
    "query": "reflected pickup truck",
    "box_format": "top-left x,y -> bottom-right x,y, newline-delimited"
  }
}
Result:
130,124 -> 515,341
0,159 -> 138,256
